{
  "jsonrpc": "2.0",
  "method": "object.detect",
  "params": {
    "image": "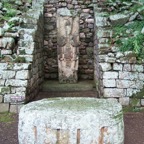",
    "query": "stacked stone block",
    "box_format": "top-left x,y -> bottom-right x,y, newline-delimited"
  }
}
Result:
93,0 -> 144,105
0,0 -> 45,112
44,0 -> 94,80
